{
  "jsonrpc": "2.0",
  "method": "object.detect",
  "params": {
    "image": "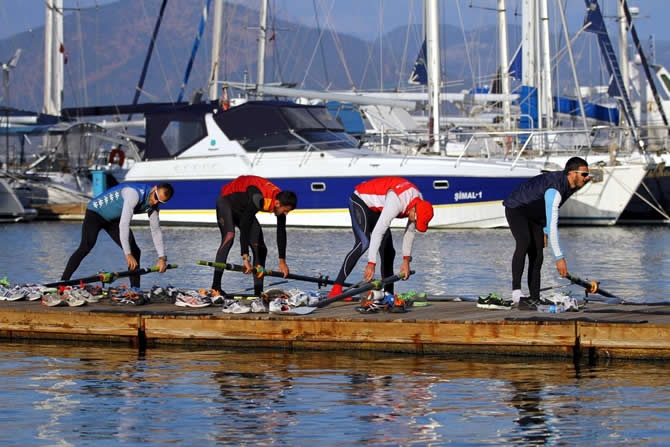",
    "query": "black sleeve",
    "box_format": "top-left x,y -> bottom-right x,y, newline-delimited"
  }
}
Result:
276,213 -> 287,259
